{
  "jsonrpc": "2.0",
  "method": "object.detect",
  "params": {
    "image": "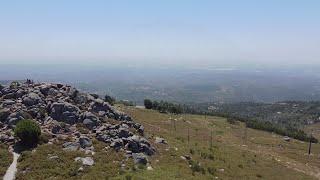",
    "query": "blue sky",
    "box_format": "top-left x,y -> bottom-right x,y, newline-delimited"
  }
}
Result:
0,0 -> 319,66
